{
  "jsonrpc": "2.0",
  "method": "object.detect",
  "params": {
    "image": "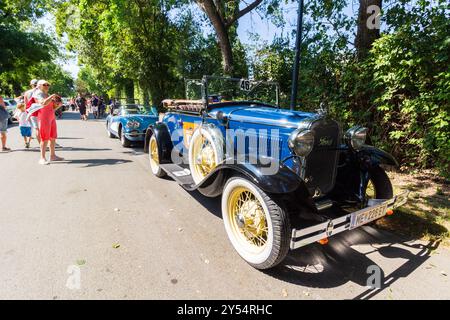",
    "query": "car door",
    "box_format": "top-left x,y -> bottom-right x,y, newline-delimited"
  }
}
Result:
109,107 -> 122,135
